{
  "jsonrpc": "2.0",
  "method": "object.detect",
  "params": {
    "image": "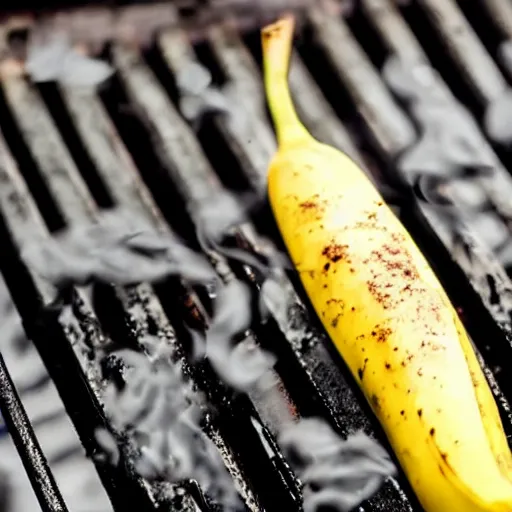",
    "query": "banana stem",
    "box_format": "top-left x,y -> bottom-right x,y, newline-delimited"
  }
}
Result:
261,14 -> 310,147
